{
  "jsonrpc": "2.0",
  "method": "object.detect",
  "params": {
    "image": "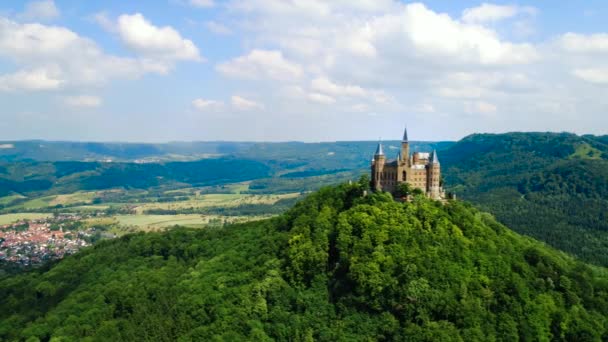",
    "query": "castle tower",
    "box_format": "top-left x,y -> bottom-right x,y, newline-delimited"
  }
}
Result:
371,143 -> 385,191
401,127 -> 410,163
428,150 -> 441,199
